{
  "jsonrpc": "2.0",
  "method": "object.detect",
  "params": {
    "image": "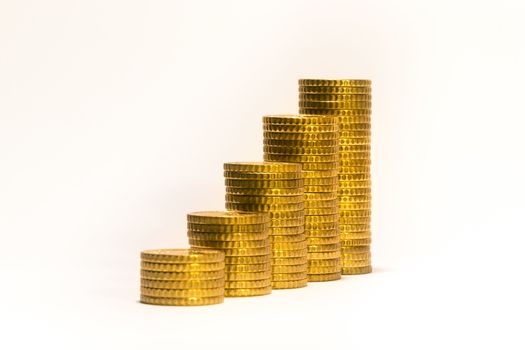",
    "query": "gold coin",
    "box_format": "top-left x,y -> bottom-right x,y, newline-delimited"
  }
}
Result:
225,178 -> 303,189
304,221 -> 338,230
304,198 -> 339,209
339,159 -> 371,168
339,202 -> 372,210
341,265 -> 372,275
263,131 -> 339,141
339,144 -> 371,152
339,150 -> 370,159
263,114 -> 338,125
304,192 -> 338,201
304,207 -> 338,216
307,272 -> 341,282
308,265 -> 341,274
225,279 -> 271,289
341,246 -> 370,253
224,263 -> 271,273
307,243 -> 341,253
272,271 -> 308,281
226,202 -> 304,212
225,270 -> 271,281
224,286 -> 272,297
264,153 -> 339,163
304,176 -> 338,186
272,279 -> 308,289
340,130 -> 371,138
226,187 -> 303,196
269,217 -> 305,227
305,214 -> 338,224
339,115 -> 372,124
187,222 -> 268,233
339,223 -> 370,232
304,169 -> 339,179
140,269 -> 225,281
225,194 -> 304,205
299,85 -> 371,94
308,251 -> 341,260
141,287 -> 224,298
305,228 -> 339,238
140,295 -> 224,306
341,259 -> 372,268
338,180 -> 372,189
224,255 -> 271,265
339,188 -> 371,197
271,240 -> 307,251
190,245 -> 271,257
299,93 -> 371,102
263,145 -> 337,156
272,247 -> 308,258
340,232 -> 371,240
187,211 -> 267,225
272,256 -> 308,265
263,123 -> 338,133
301,162 -> 339,171
340,217 -> 370,226
224,171 -> 302,180
224,161 -> 301,173
187,231 -> 268,241
269,233 -> 306,243
307,257 -> 341,267
265,210 -> 304,220
272,263 -> 308,273
269,226 -> 305,235
341,237 -> 372,246
339,137 -> 371,145
141,261 -> 224,272
299,108 -> 371,117
188,238 -> 269,249
338,174 -> 371,182
339,122 -> 371,131
304,184 -> 339,193
339,166 -> 371,174
299,100 -> 371,109
264,138 -> 338,147
141,278 -> 224,290
141,248 -> 224,264
342,251 -> 371,260
299,79 -> 371,87
339,195 -> 372,203
307,236 -> 340,245
339,209 -> 372,217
